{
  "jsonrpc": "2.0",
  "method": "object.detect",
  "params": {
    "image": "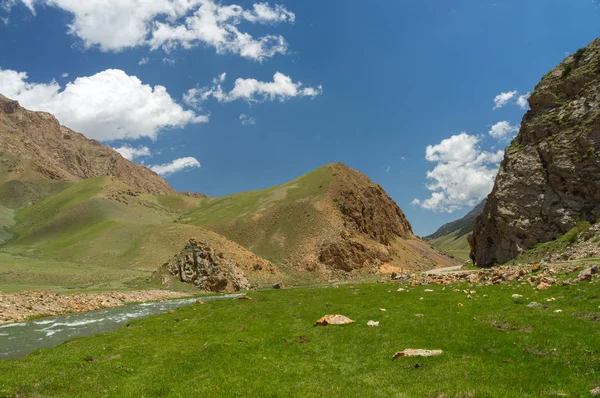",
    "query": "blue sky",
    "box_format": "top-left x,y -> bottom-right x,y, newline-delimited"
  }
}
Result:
1,0 -> 599,236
